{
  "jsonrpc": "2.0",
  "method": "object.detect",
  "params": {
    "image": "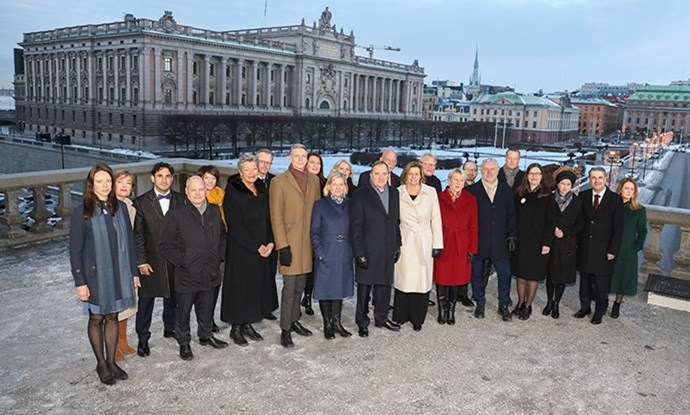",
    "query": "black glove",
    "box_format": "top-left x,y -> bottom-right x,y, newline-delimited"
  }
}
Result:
355,256 -> 369,269
507,237 -> 517,253
279,246 -> 292,266
394,247 -> 401,263
467,253 -> 476,262
432,249 -> 442,259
